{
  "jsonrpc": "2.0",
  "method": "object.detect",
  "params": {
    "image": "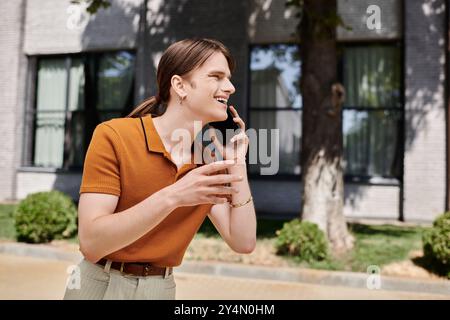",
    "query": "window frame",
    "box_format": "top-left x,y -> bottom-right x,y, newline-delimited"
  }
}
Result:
338,40 -> 404,185
21,49 -> 136,173
247,41 -> 404,186
247,42 -> 302,179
